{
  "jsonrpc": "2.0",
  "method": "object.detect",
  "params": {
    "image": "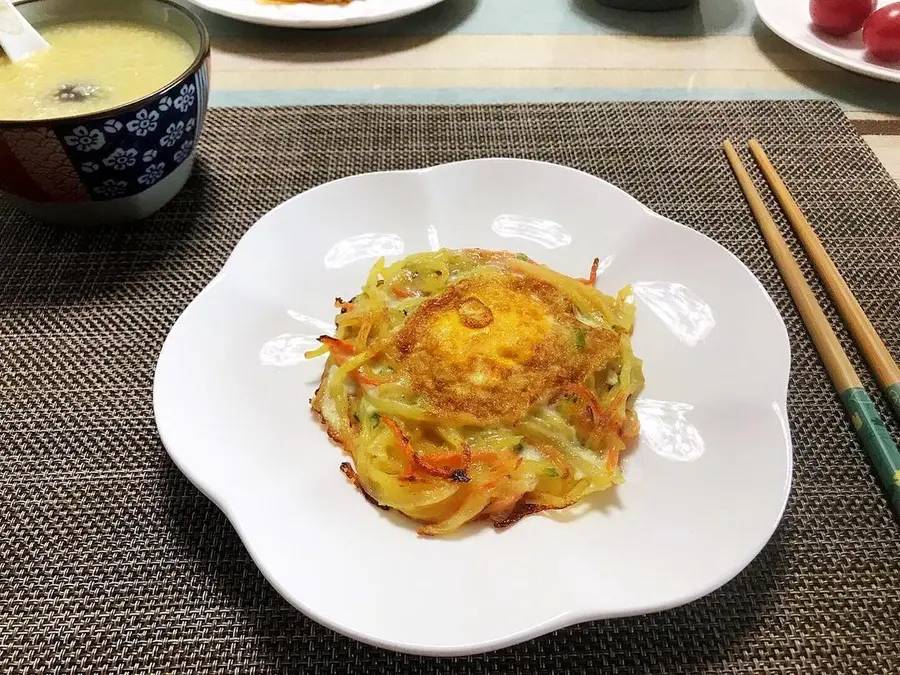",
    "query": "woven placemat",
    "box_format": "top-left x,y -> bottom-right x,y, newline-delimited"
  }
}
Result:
1,101 -> 899,674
